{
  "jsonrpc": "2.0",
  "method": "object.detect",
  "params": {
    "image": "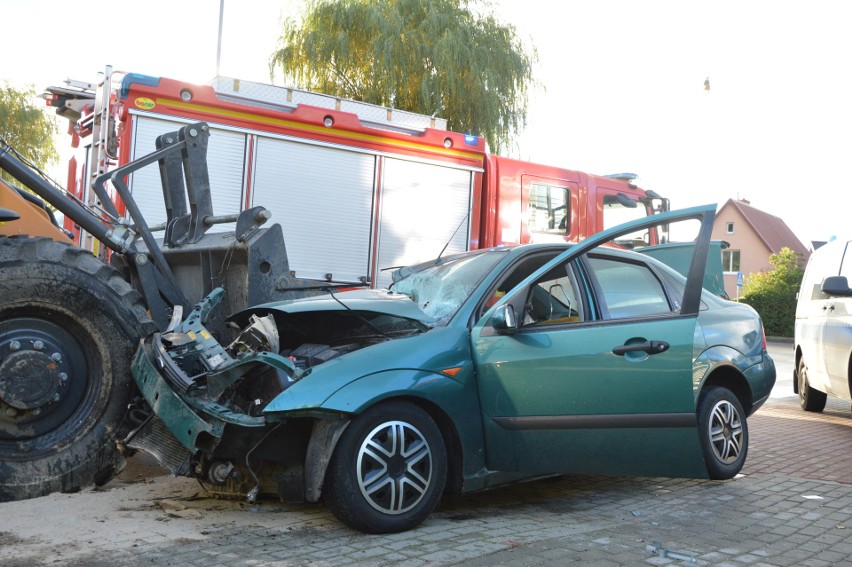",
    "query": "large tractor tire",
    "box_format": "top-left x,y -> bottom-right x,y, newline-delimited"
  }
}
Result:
0,236 -> 154,501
